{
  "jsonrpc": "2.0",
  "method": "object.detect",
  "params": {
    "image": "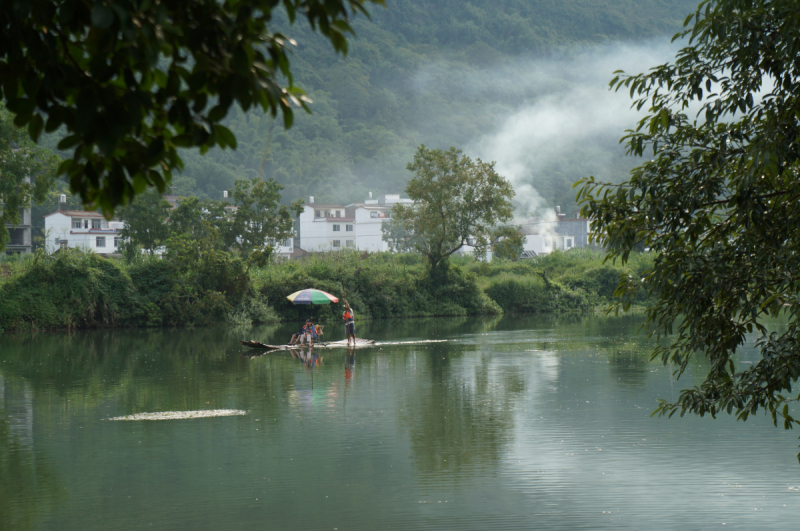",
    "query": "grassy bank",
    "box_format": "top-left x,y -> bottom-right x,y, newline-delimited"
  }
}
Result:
0,248 -> 652,332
